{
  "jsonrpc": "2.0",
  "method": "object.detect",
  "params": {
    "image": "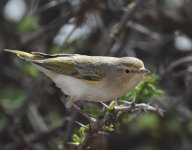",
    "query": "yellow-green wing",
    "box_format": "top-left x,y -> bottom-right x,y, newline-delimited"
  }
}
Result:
4,50 -> 106,81
73,60 -> 105,81
37,57 -> 105,81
